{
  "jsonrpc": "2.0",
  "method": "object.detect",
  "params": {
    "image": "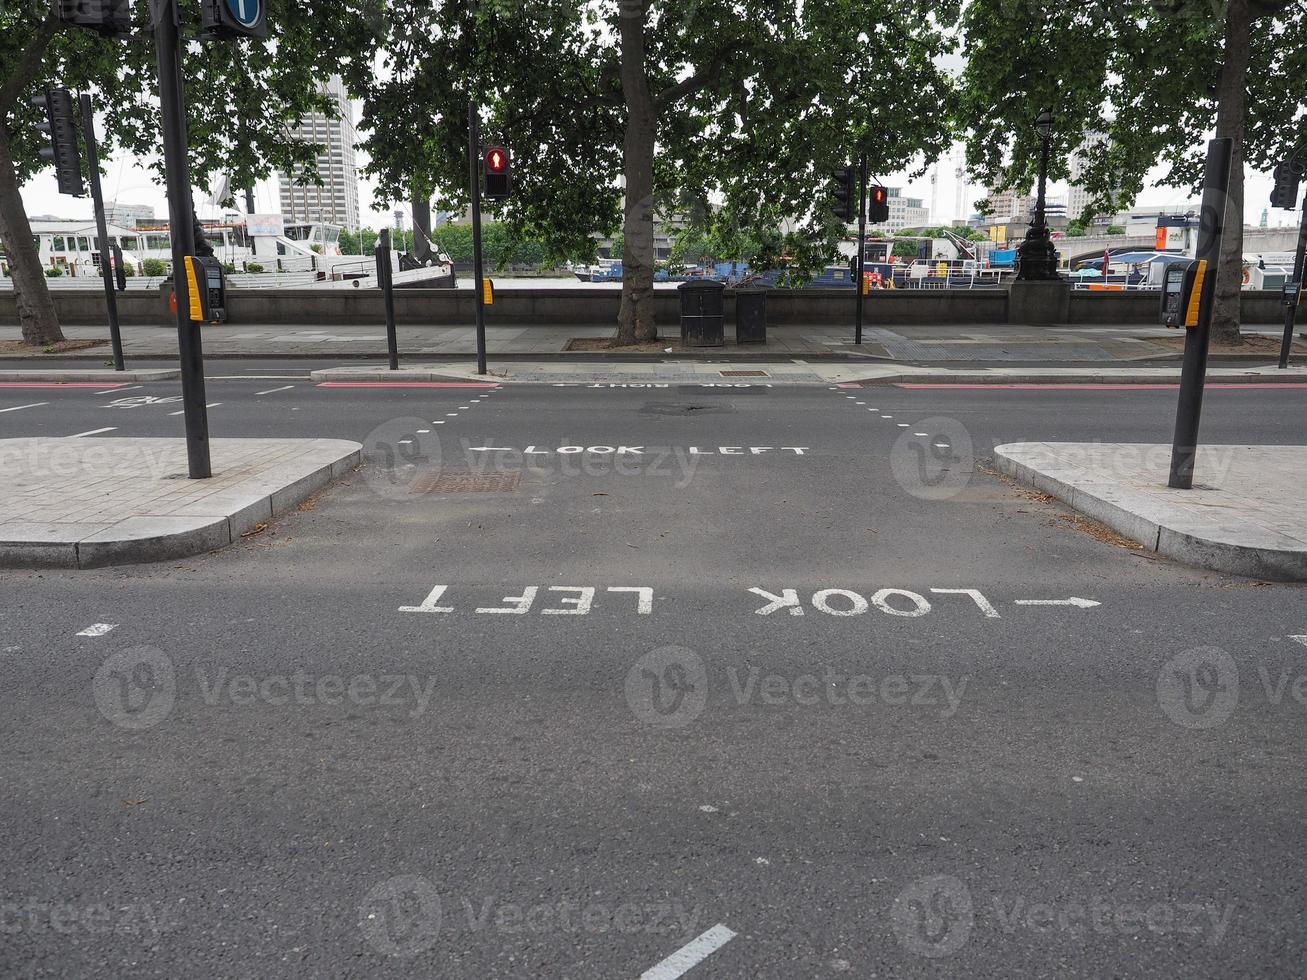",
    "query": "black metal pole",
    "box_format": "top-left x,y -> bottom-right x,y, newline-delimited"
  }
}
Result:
854,154 -> 867,346
377,227 -> 398,370
1276,192 -> 1307,369
152,0 -> 209,478
79,93 -> 124,372
1168,137 -> 1233,490
468,101 -> 487,375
